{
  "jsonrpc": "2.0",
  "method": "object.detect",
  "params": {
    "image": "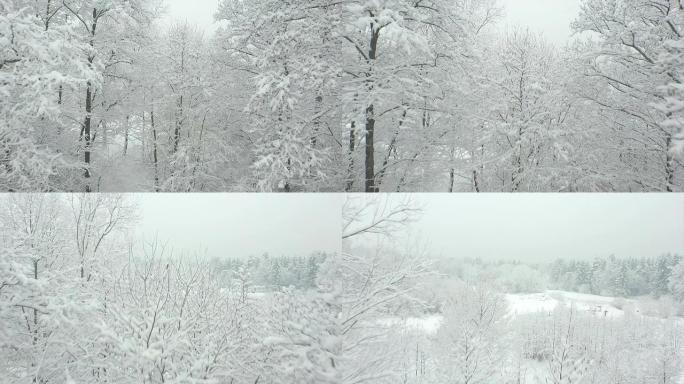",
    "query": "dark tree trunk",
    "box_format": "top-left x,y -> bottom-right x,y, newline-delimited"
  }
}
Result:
345,121 -> 356,192
376,107 -> 407,189
32,259 -> 38,346
364,23 -> 380,193
141,111 -> 146,156
284,159 -> 291,192
123,115 -> 129,156
174,95 -> 183,153
364,103 -> 377,192
472,170 -> 480,192
665,134 -> 674,192
512,136 -> 523,192
173,40 -> 186,155
151,110 -> 160,192
83,8 -> 98,192
448,168 -> 455,192
311,95 -> 322,147
84,79 -> 93,192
